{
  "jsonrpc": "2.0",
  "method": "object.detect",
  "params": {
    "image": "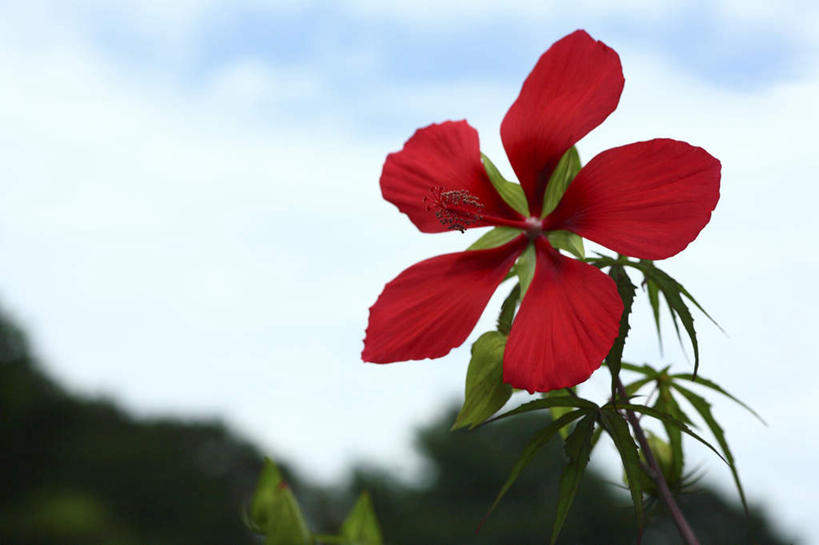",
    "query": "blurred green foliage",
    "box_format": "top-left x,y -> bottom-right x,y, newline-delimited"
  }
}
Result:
0,308 -> 794,545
